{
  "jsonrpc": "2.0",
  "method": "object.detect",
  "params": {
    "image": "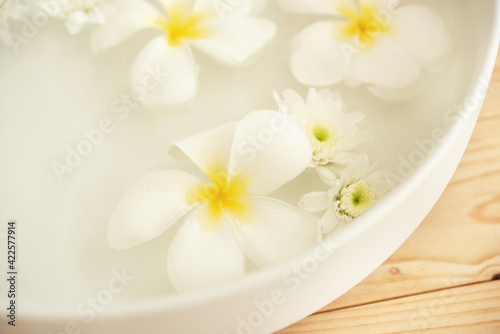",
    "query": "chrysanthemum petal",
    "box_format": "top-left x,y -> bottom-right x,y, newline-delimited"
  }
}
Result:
365,169 -> 392,195
90,0 -> 158,52
339,153 -> 373,186
391,5 -> 452,72
129,36 -> 198,106
167,209 -> 245,292
350,34 -> 422,89
307,88 -> 344,114
316,165 -> 340,187
65,11 -> 87,35
229,110 -> 312,195
190,17 -> 276,66
290,21 -> 350,86
169,122 -> 238,177
237,198 -> 320,267
320,206 -> 342,234
108,171 -> 201,249
298,191 -> 331,212
275,89 -> 305,114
